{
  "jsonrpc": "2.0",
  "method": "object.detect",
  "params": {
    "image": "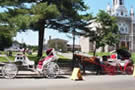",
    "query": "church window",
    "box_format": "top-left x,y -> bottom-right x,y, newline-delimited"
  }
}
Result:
120,27 -> 125,34
119,26 -> 128,34
113,0 -> 115,5
121,12 -> 123,16
119,23 -> 121,26
120,27 -> 124,31
120,0 -> 123,5
125,27 -> 127,31
125,27 -> 128,33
